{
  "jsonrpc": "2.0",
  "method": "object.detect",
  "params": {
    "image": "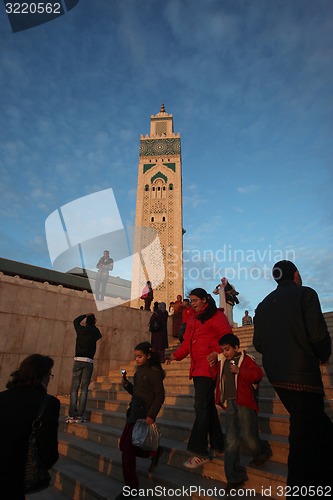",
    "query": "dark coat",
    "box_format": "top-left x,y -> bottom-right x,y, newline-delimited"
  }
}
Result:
124,365 -> 165,423
150,310 -> 168,351
253,281 -> 331,393
0,384 -> 60,499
